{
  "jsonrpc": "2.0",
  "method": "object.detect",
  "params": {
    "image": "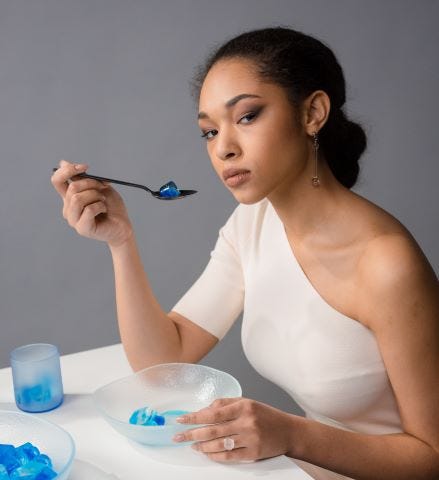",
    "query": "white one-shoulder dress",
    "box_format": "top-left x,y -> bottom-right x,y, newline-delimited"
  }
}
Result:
172,198 -> 403,480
